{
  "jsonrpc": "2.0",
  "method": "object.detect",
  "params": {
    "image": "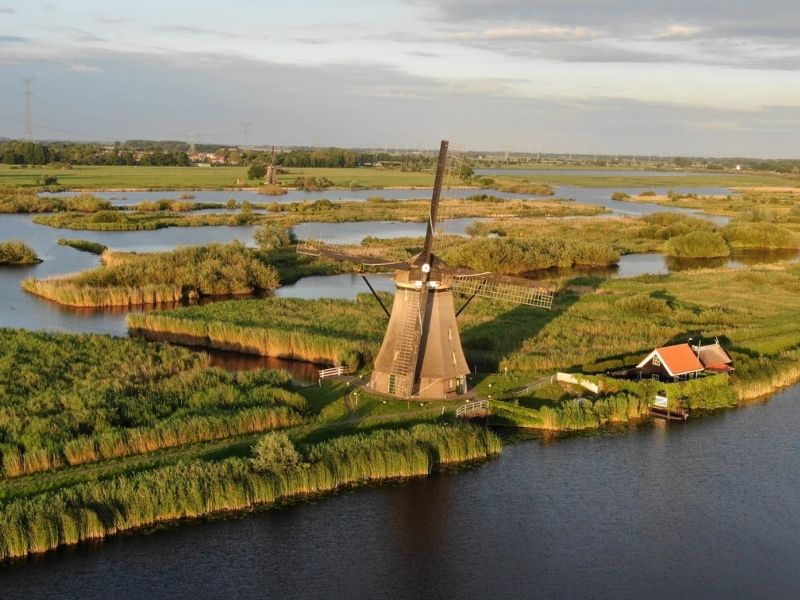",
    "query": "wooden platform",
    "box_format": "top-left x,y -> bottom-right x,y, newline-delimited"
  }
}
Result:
649,406 -> 690,421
